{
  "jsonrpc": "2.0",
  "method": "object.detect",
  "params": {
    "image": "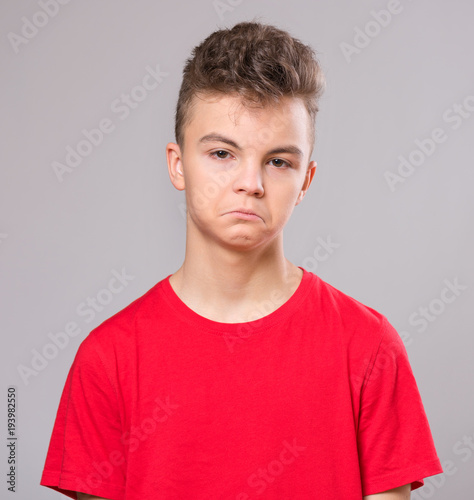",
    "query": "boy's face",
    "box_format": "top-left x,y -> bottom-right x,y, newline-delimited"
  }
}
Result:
166,93 -> 316,253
